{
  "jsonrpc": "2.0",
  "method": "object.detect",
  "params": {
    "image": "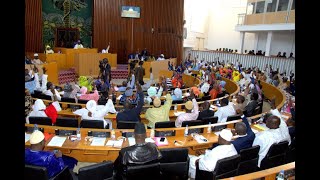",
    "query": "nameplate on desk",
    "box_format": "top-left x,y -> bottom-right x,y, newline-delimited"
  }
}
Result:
92,131 -> 110,138
58,130 -> 76,136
